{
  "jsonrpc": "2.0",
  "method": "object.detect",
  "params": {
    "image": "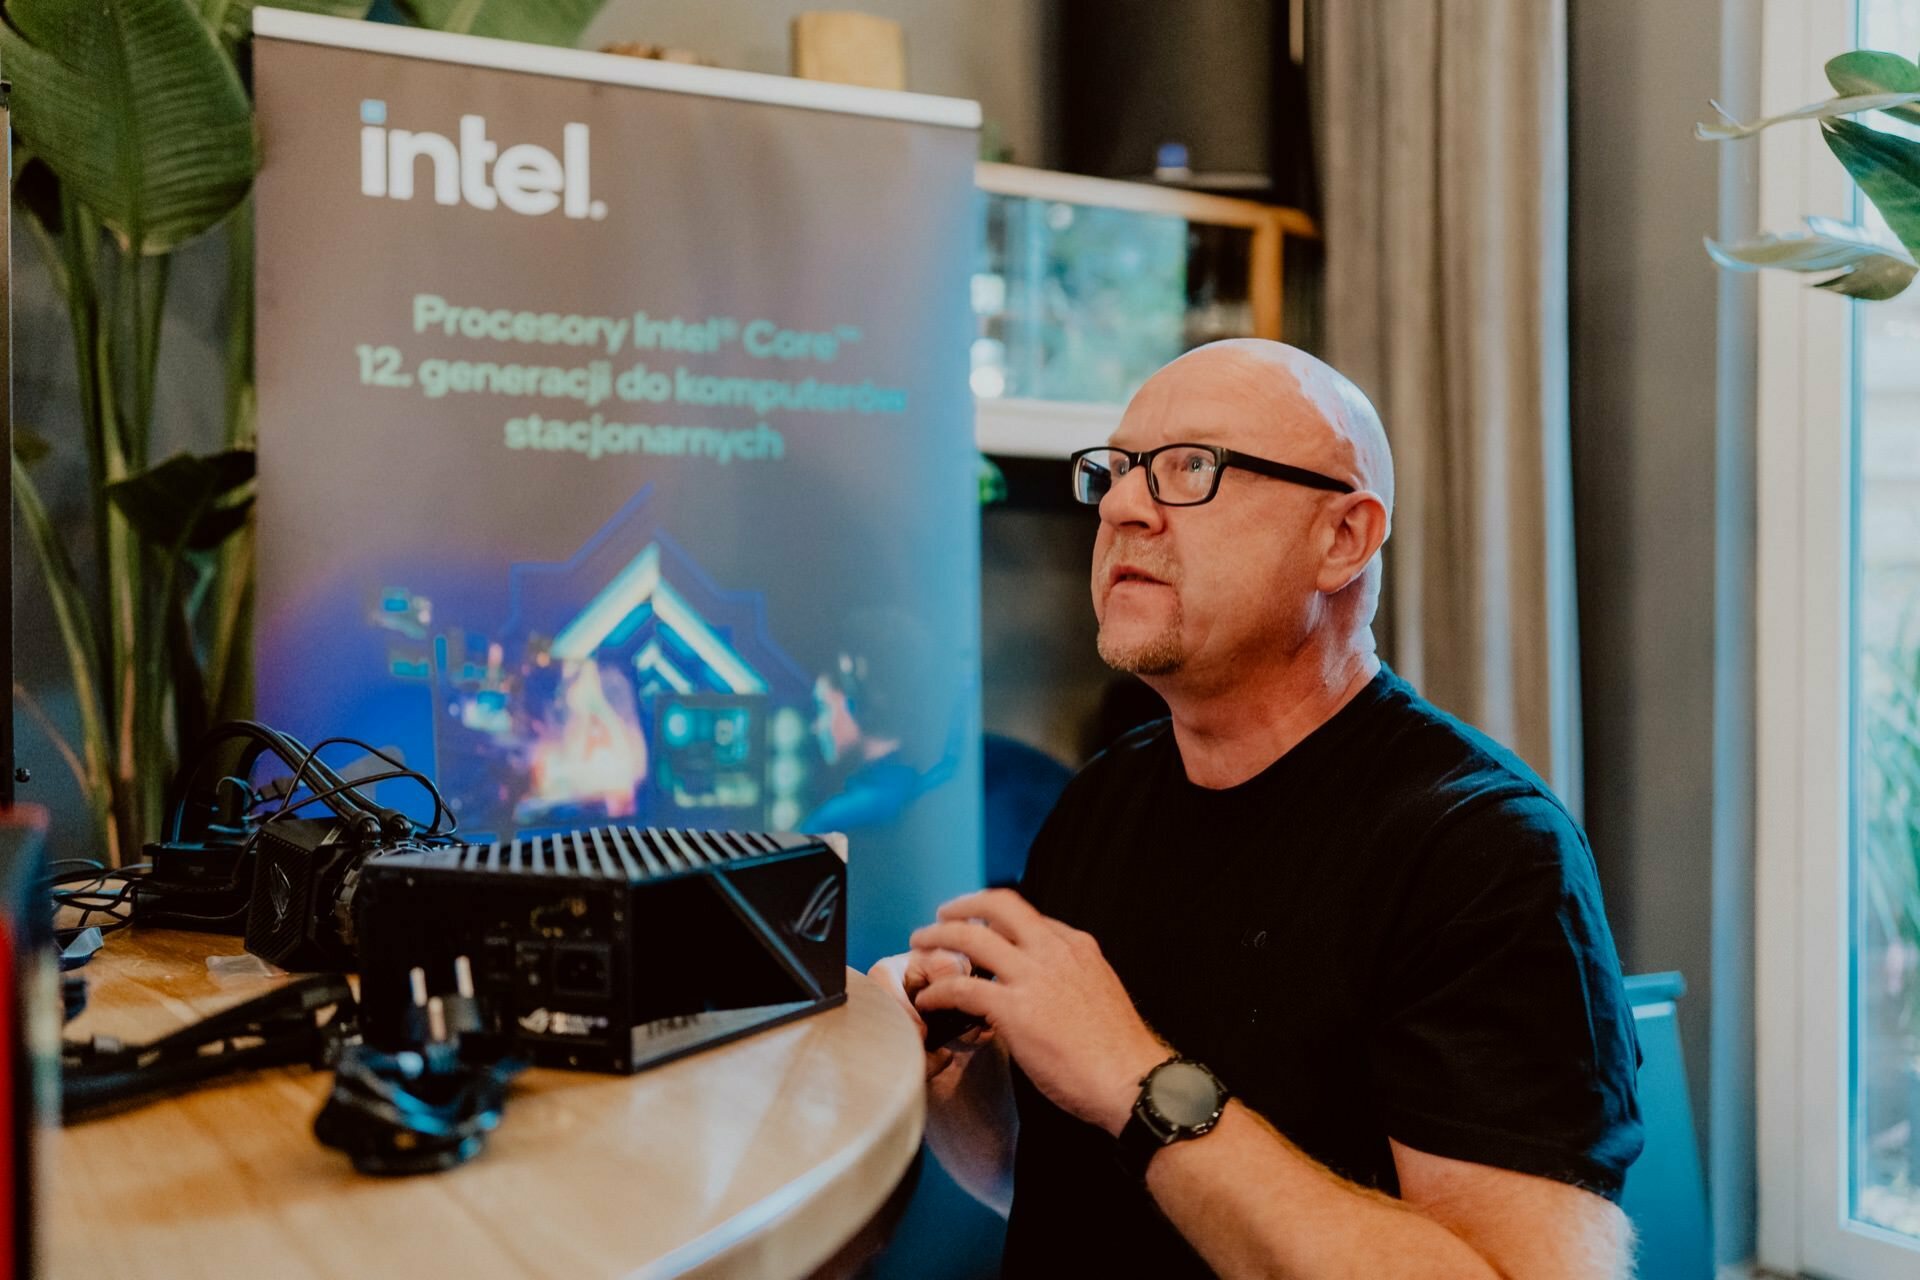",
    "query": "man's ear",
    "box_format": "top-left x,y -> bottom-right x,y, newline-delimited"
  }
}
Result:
1316,492 -> 1390,595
